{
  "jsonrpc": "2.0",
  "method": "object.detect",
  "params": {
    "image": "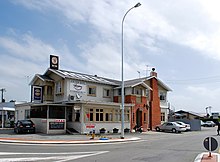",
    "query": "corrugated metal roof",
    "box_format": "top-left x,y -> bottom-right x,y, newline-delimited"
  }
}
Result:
51,69 -> 119,86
